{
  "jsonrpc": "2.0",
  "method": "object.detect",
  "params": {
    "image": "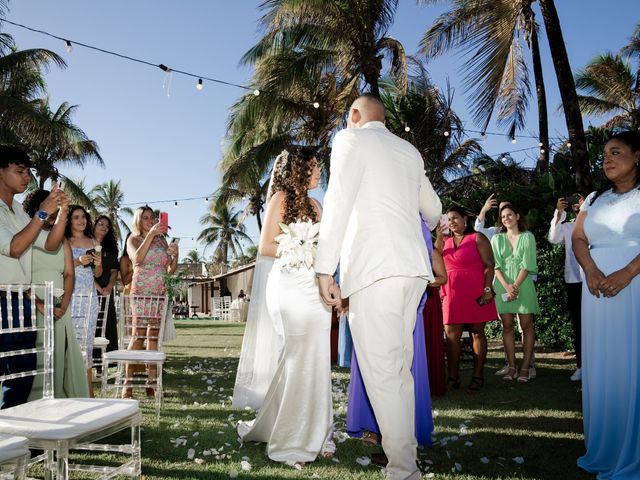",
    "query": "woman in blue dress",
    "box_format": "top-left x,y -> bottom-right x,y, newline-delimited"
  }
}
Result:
573,131 -> 640,479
